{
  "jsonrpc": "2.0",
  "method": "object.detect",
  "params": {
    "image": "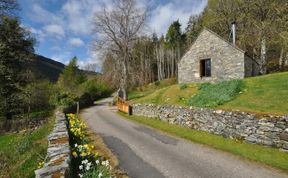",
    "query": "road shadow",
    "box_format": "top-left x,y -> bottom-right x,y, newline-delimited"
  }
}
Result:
134,126 -> 178,146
